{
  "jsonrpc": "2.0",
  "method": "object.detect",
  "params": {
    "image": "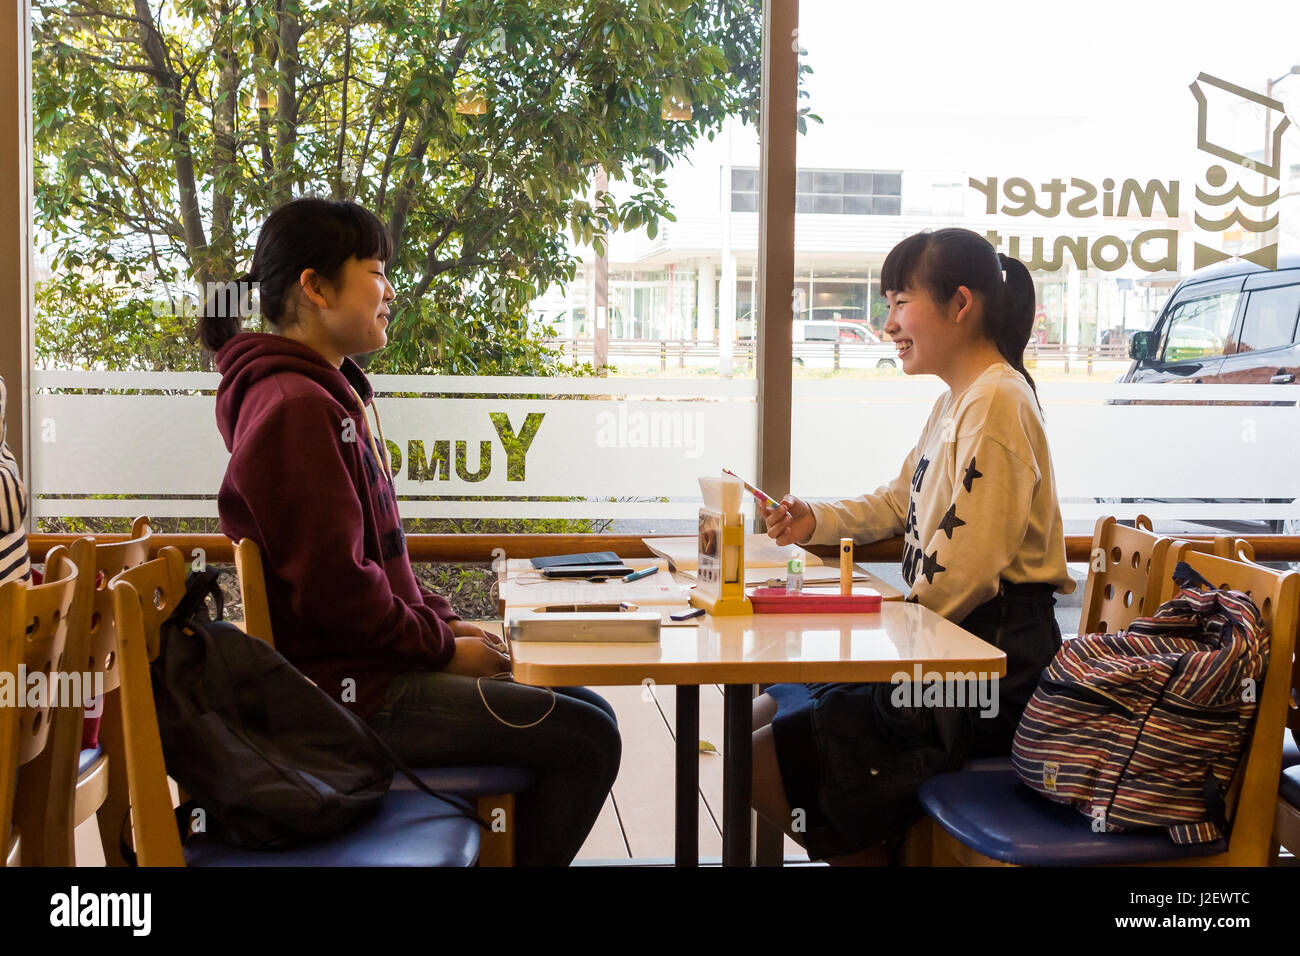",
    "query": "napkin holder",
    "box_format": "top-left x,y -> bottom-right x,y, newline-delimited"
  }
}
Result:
689,506 -> 752,616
